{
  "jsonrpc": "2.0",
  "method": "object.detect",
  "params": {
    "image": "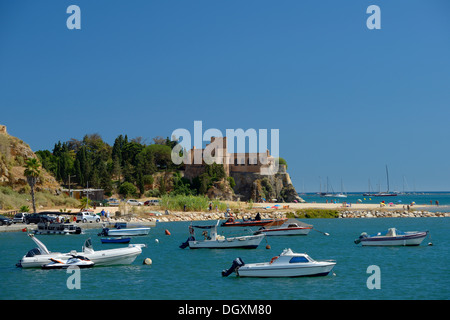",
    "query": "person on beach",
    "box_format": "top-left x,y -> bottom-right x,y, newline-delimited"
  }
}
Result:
436,200 -> 439,206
